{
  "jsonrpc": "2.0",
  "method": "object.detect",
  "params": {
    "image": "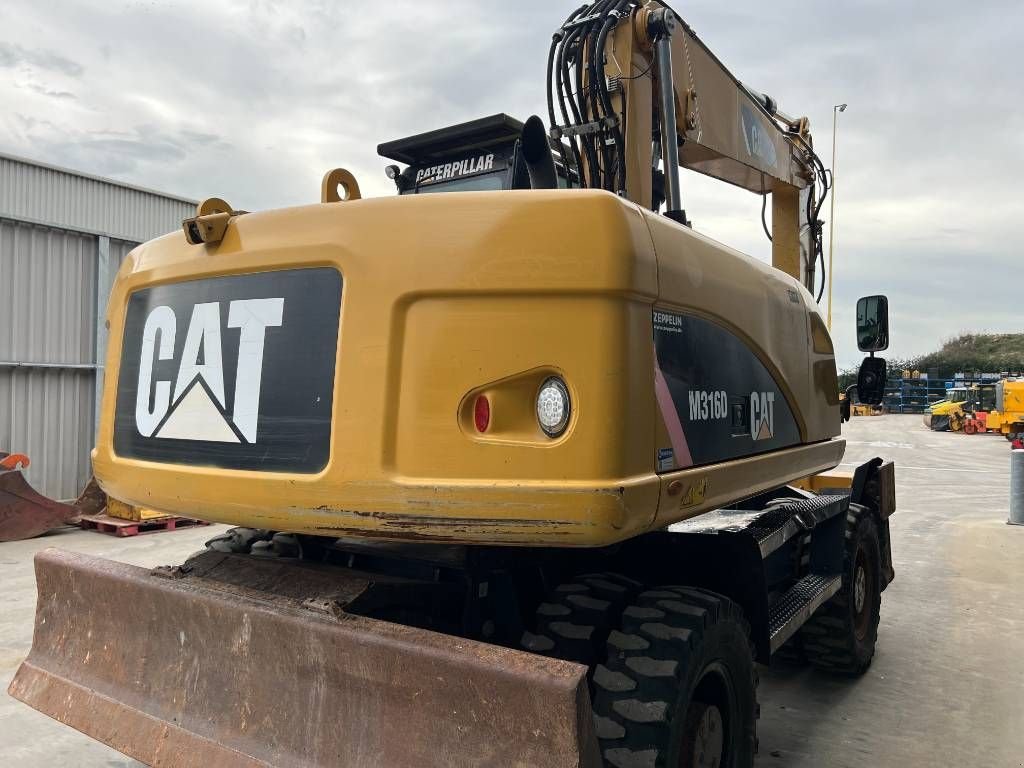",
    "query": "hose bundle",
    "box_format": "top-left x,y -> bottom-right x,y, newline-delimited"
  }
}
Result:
546,1 -> 635,193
